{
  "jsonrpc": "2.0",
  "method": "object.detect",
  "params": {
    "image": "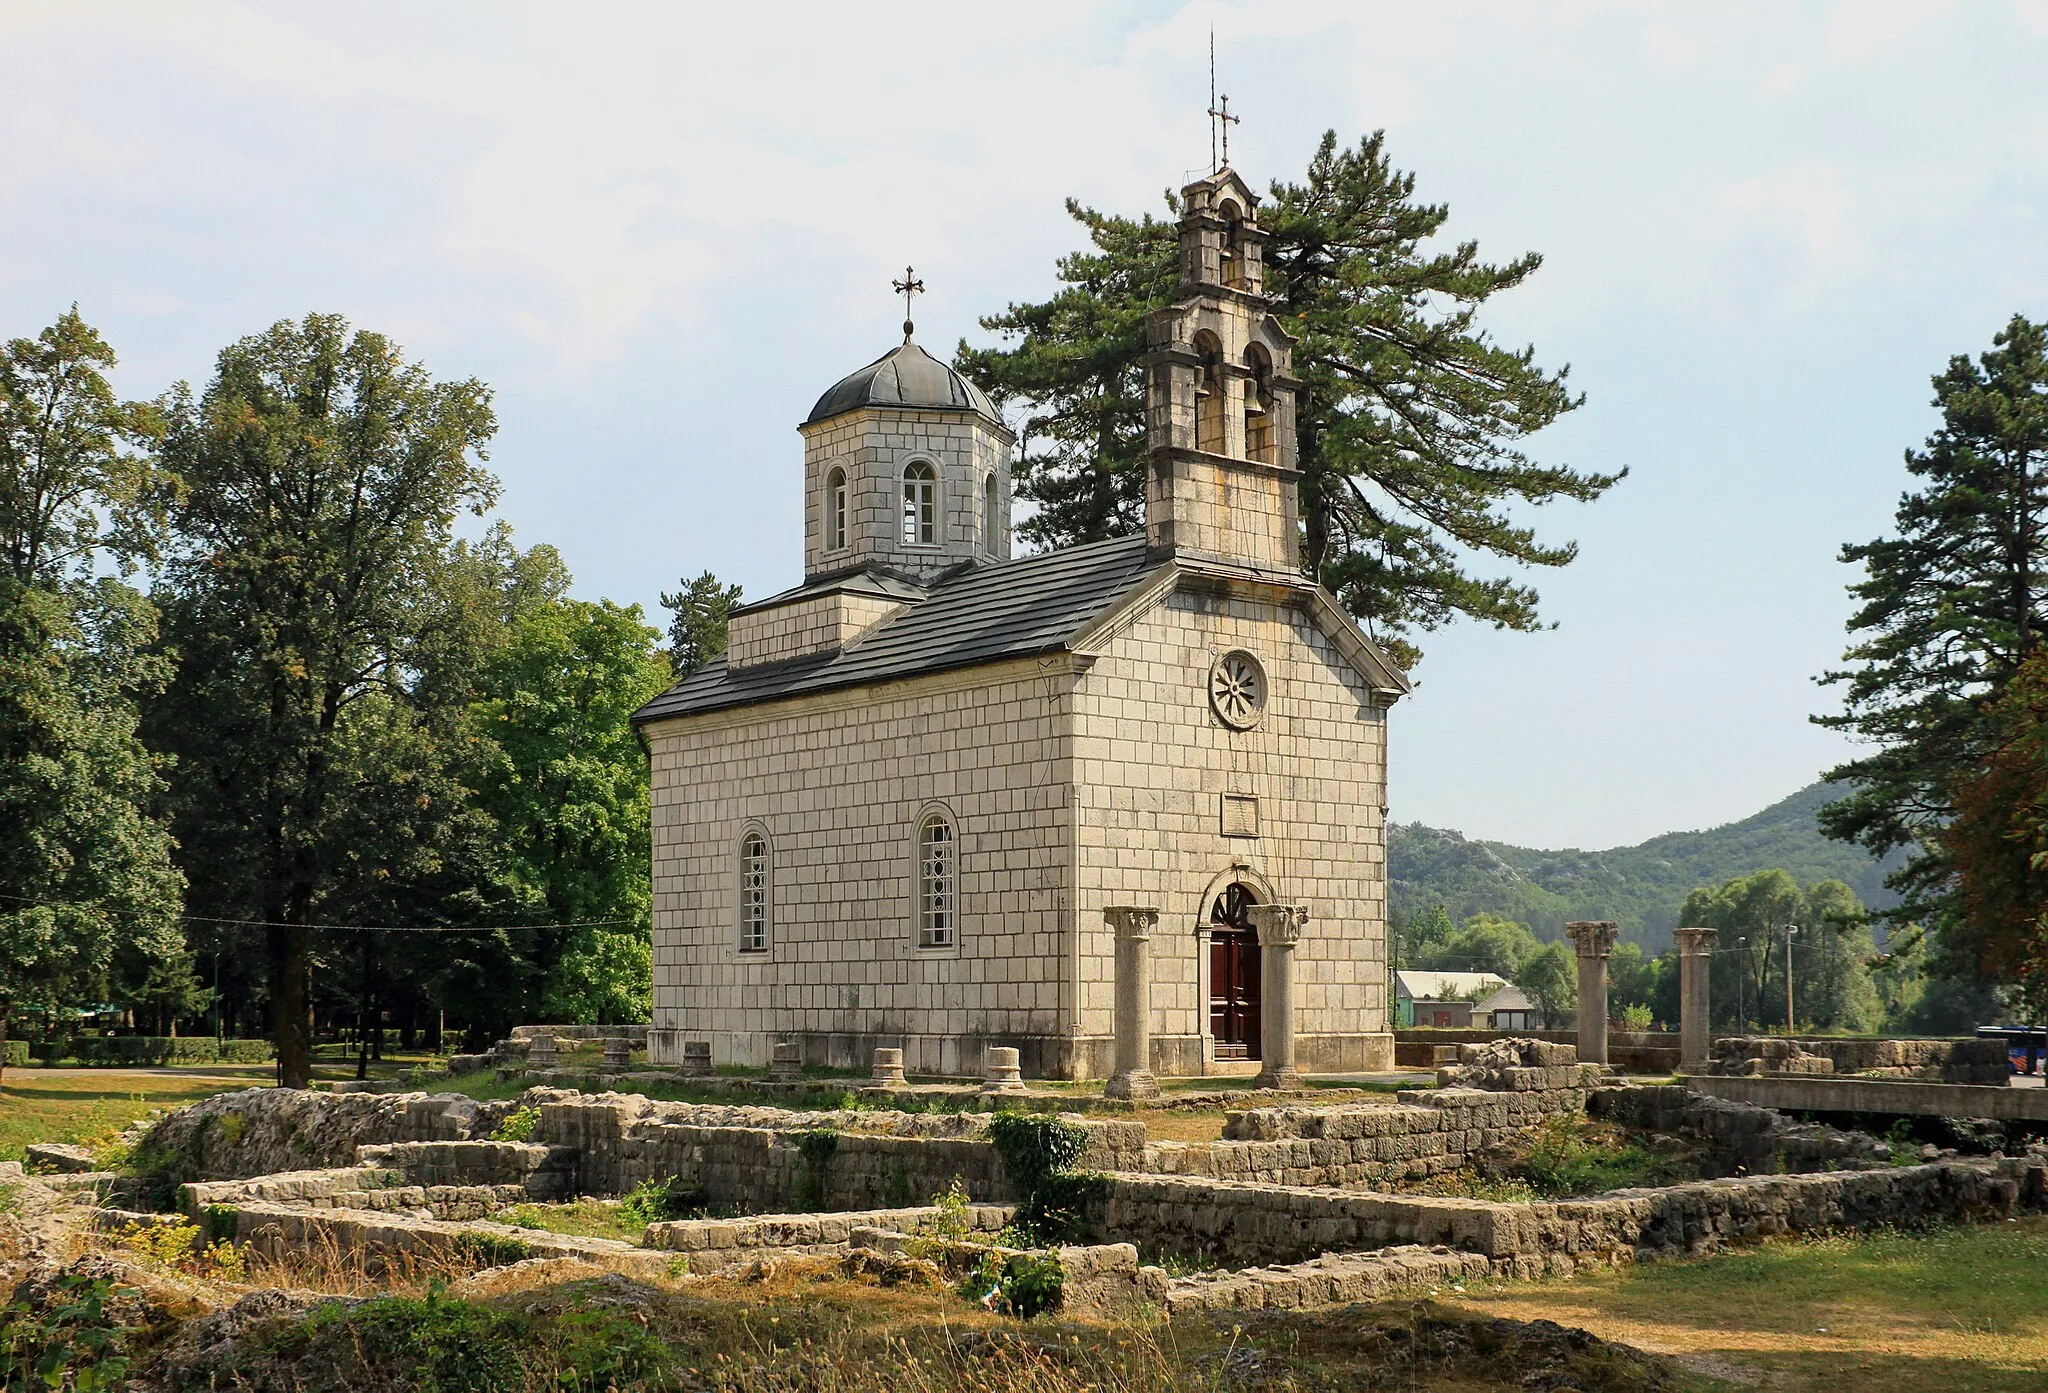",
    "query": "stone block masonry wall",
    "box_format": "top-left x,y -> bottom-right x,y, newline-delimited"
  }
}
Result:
1707,1035 -> 2006,1084
1071,587 -> 1395,1078
644,654 -> 1078,1078
533,1095 -> 1148,1209
1153,1087 -> 1590,1188
180,1168 -> 526,1225
358,1141 -> 579,1200
1095,1156 -> 2046,1270
643,1203 -> 1012,1271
